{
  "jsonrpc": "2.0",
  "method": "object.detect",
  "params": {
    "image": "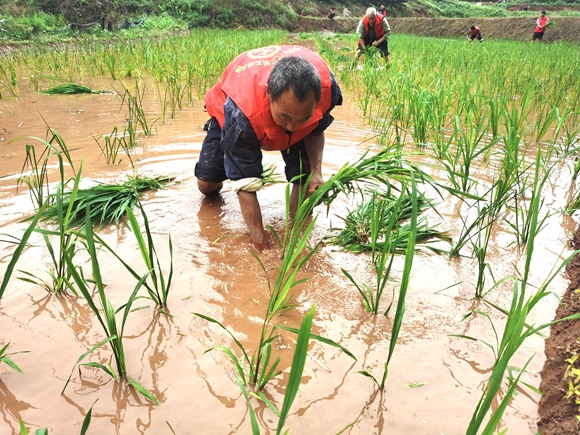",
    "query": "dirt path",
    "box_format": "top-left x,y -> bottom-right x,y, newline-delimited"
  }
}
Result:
537,226 -> 580,434
298,16 -> 580,43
